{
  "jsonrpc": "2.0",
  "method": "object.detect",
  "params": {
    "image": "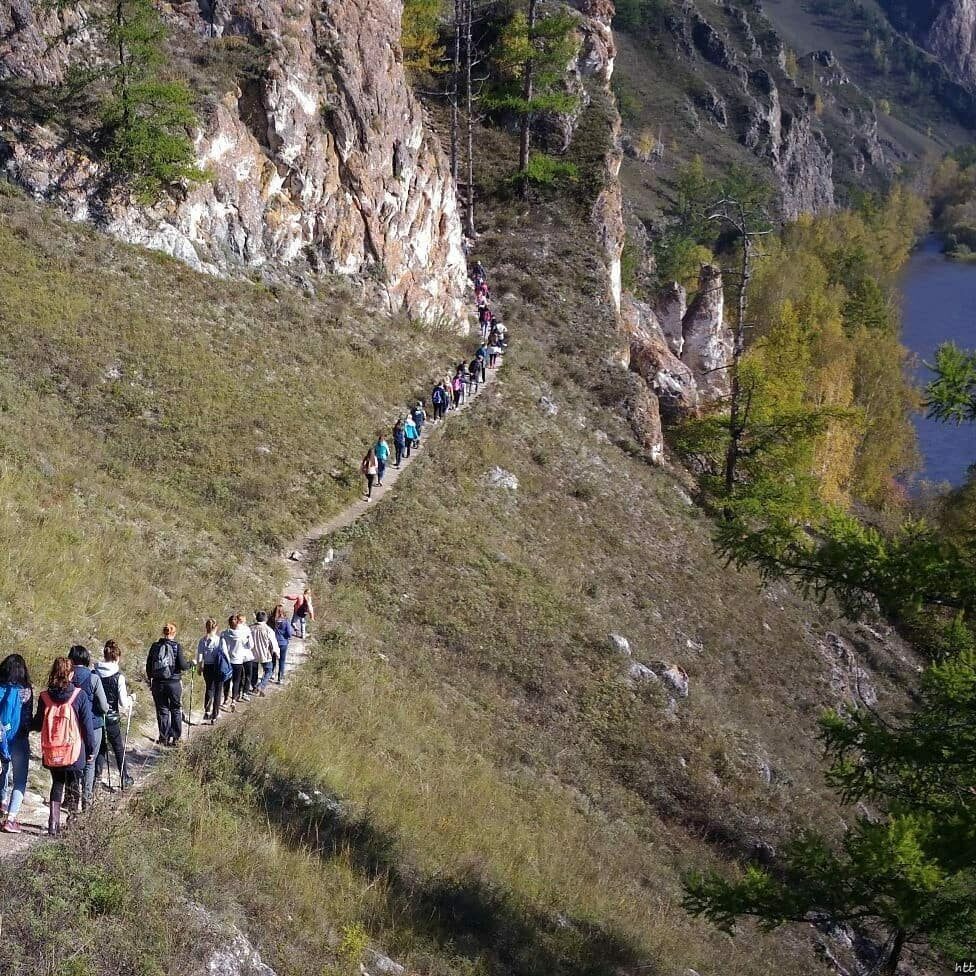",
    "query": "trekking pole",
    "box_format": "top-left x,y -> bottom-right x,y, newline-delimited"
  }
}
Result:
120,703 -> 133,792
